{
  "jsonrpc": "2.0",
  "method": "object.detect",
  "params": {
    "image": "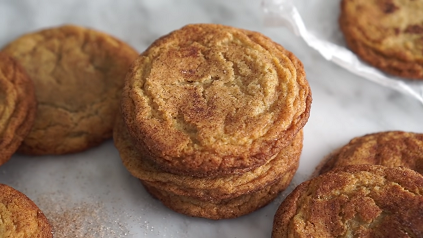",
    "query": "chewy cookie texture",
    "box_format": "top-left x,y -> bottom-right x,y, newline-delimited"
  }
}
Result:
318,131 -> 423,175
114,115 -> 302,219
115,115 -> 302,202
0,53 -> 36,166
0,184 -> 52,238
121,23 -> 311,177
1,25 -> 138,155
272,165 -> 423,238
115,24 -> 311,219
340,0 -> 423,79
116,23 -> 312,219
